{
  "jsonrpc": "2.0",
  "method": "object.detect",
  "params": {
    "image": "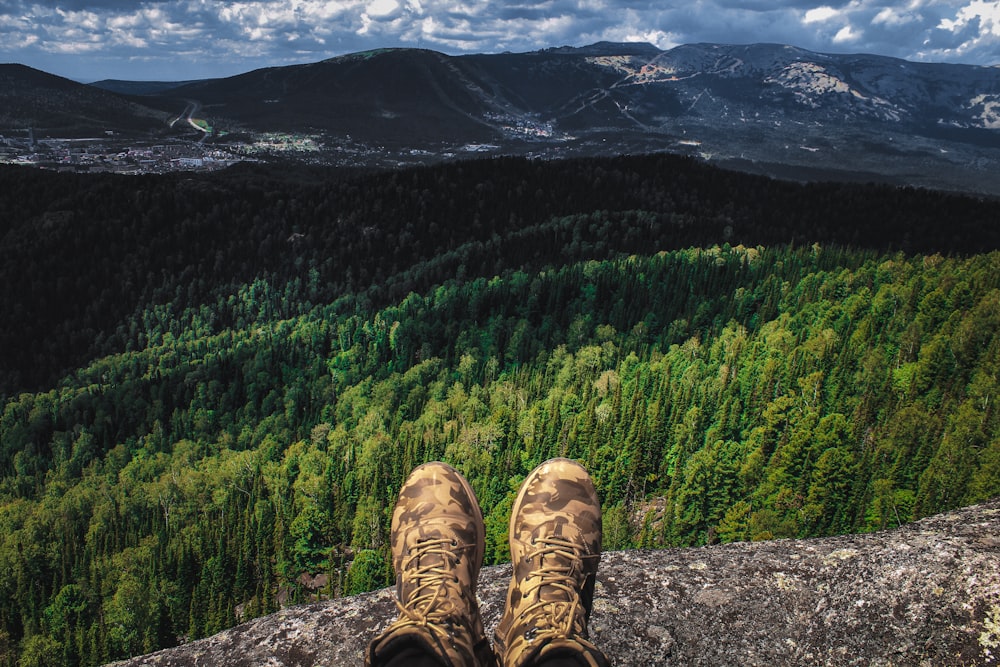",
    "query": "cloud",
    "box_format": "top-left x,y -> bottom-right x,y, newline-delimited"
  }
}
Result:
804,6 -> 840,24
367,0 -> 400,18
623,29 -> 682,50
939,0 -> 1000,37
920,0 -> 1000,63
873,4 -> 922,27
833,24 -> 861,42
